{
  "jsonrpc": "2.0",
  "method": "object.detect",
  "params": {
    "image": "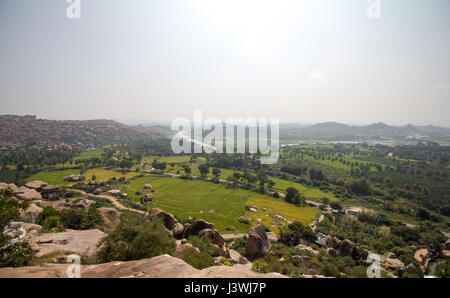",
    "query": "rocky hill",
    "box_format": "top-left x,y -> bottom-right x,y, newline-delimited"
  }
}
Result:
0,115 -> 162,148
279,122 -> 450,144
